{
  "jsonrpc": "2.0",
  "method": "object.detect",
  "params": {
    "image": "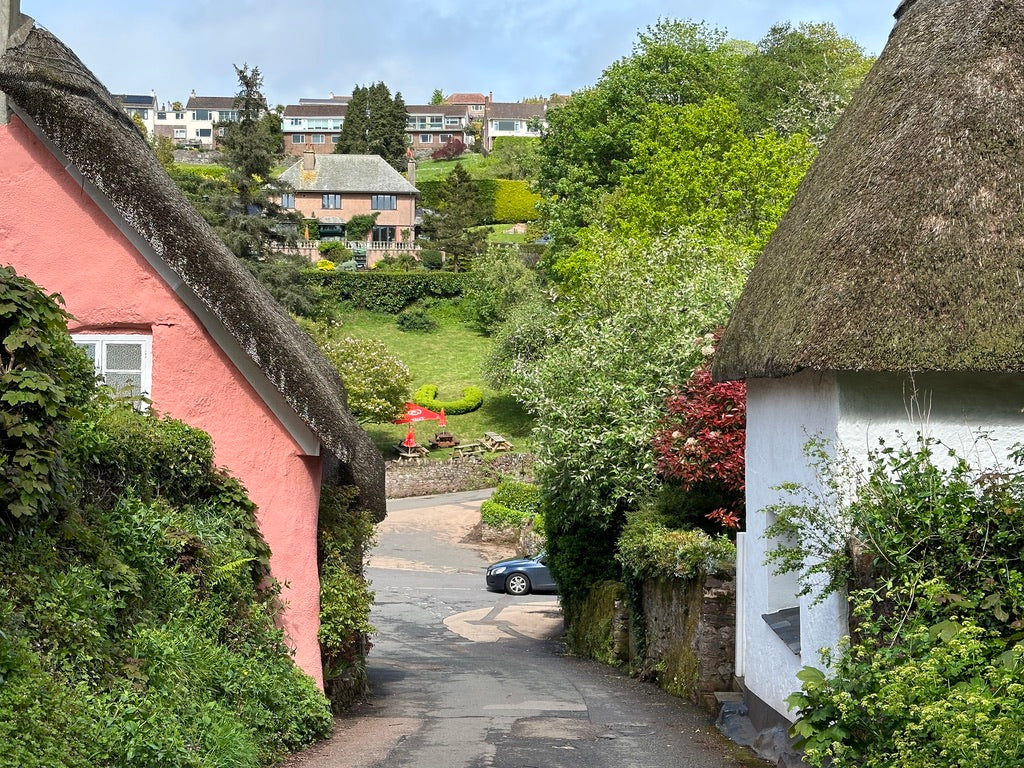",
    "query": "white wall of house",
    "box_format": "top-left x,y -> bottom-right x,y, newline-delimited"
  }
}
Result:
744,369 -> 1024,721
